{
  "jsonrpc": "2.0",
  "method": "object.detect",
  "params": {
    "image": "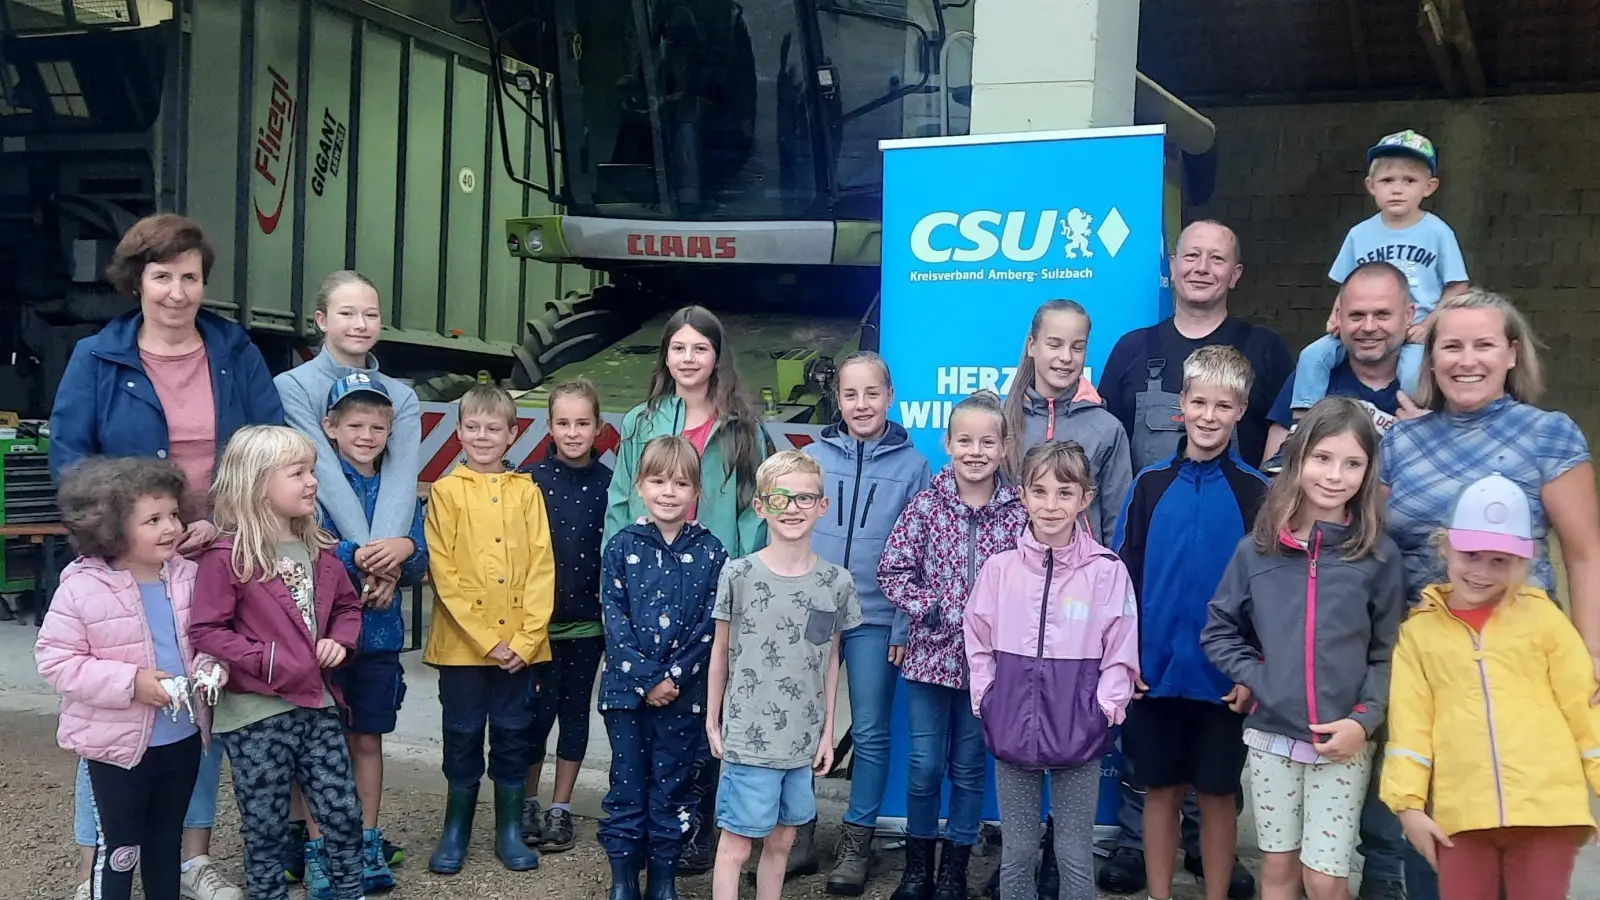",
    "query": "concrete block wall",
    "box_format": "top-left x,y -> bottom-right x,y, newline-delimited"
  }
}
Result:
1194,93 -> 1600,435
